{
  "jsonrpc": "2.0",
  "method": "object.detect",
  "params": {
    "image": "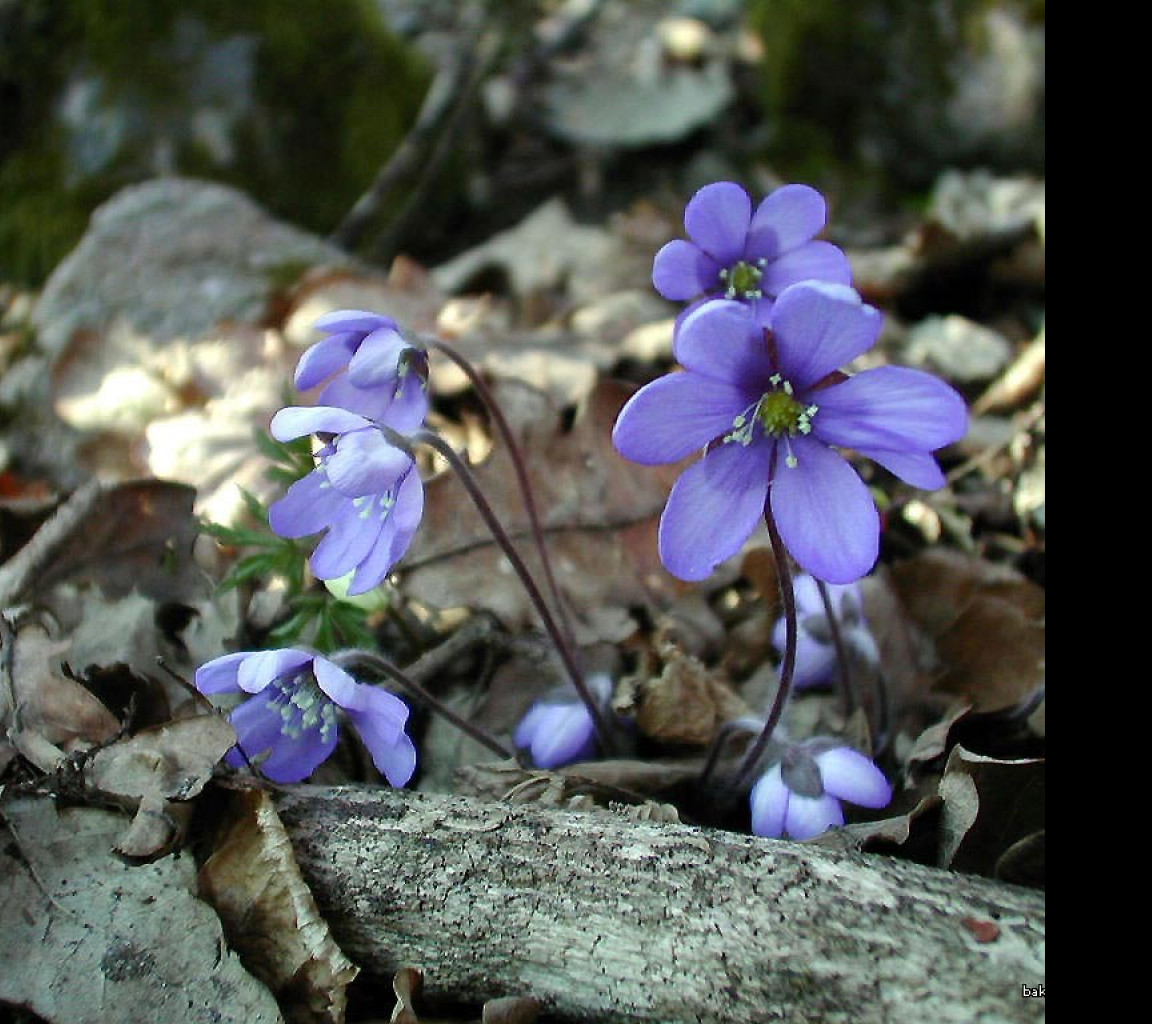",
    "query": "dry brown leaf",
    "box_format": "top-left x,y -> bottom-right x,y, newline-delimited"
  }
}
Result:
2,621 -> 120,771
937,745 -> 1044,882
888,550 -> 1044,713
626,638 -> 749,748
0,794 -> 283,1023
199,787 -> 359,1024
